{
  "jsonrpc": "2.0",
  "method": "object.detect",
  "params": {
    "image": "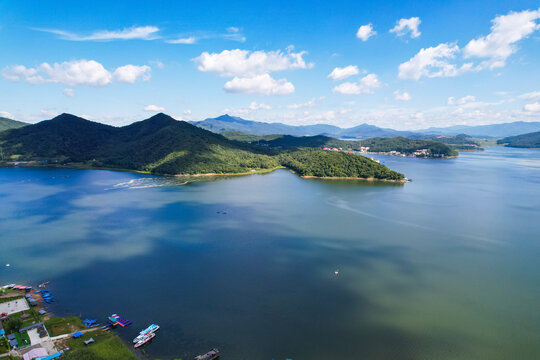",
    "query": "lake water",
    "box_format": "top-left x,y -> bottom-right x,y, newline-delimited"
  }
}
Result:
1,147 -> 539,360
